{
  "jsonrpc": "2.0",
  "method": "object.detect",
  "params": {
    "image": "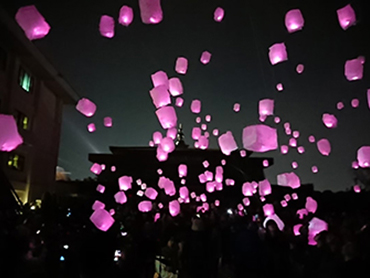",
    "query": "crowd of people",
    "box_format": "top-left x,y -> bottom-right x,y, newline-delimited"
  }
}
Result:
1,191 -> 370,278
